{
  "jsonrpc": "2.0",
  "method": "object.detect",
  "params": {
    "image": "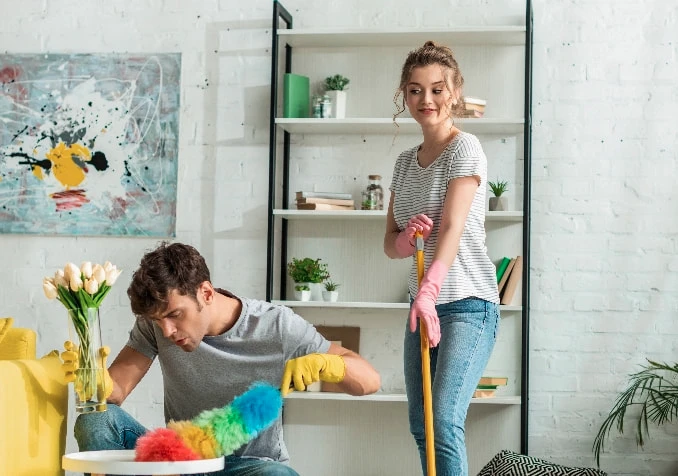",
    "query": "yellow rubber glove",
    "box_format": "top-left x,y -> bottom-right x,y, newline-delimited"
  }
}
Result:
280,353 -> 346,396
60,341 -> 114,400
